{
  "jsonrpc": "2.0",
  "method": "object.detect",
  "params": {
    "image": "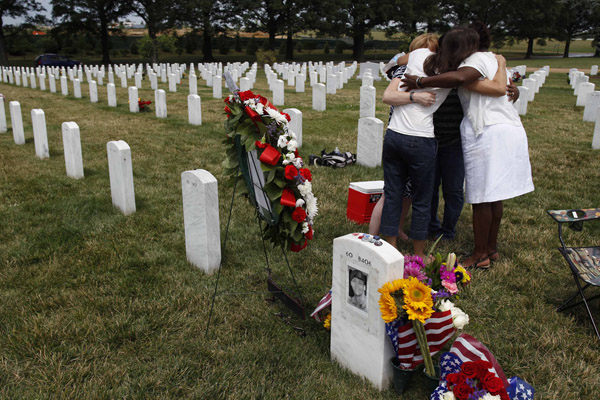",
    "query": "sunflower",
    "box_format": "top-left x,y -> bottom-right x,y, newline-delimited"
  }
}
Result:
378,292 -> 398,323
403,277 -> 434,312
403,302 -> 434,324
378,278 -> 406,296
